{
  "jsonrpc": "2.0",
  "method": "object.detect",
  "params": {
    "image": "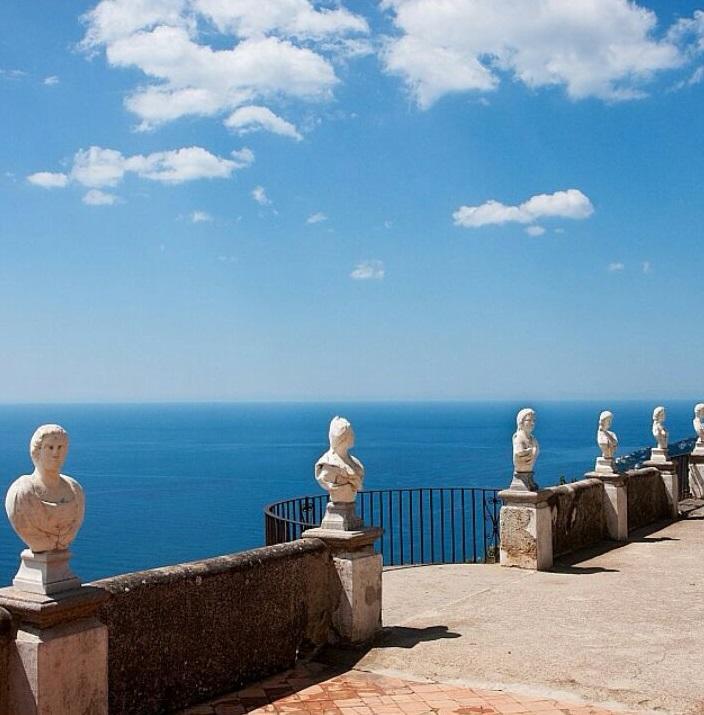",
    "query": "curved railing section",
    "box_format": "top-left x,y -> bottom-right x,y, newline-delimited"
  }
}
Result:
264,487 -> 501,567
